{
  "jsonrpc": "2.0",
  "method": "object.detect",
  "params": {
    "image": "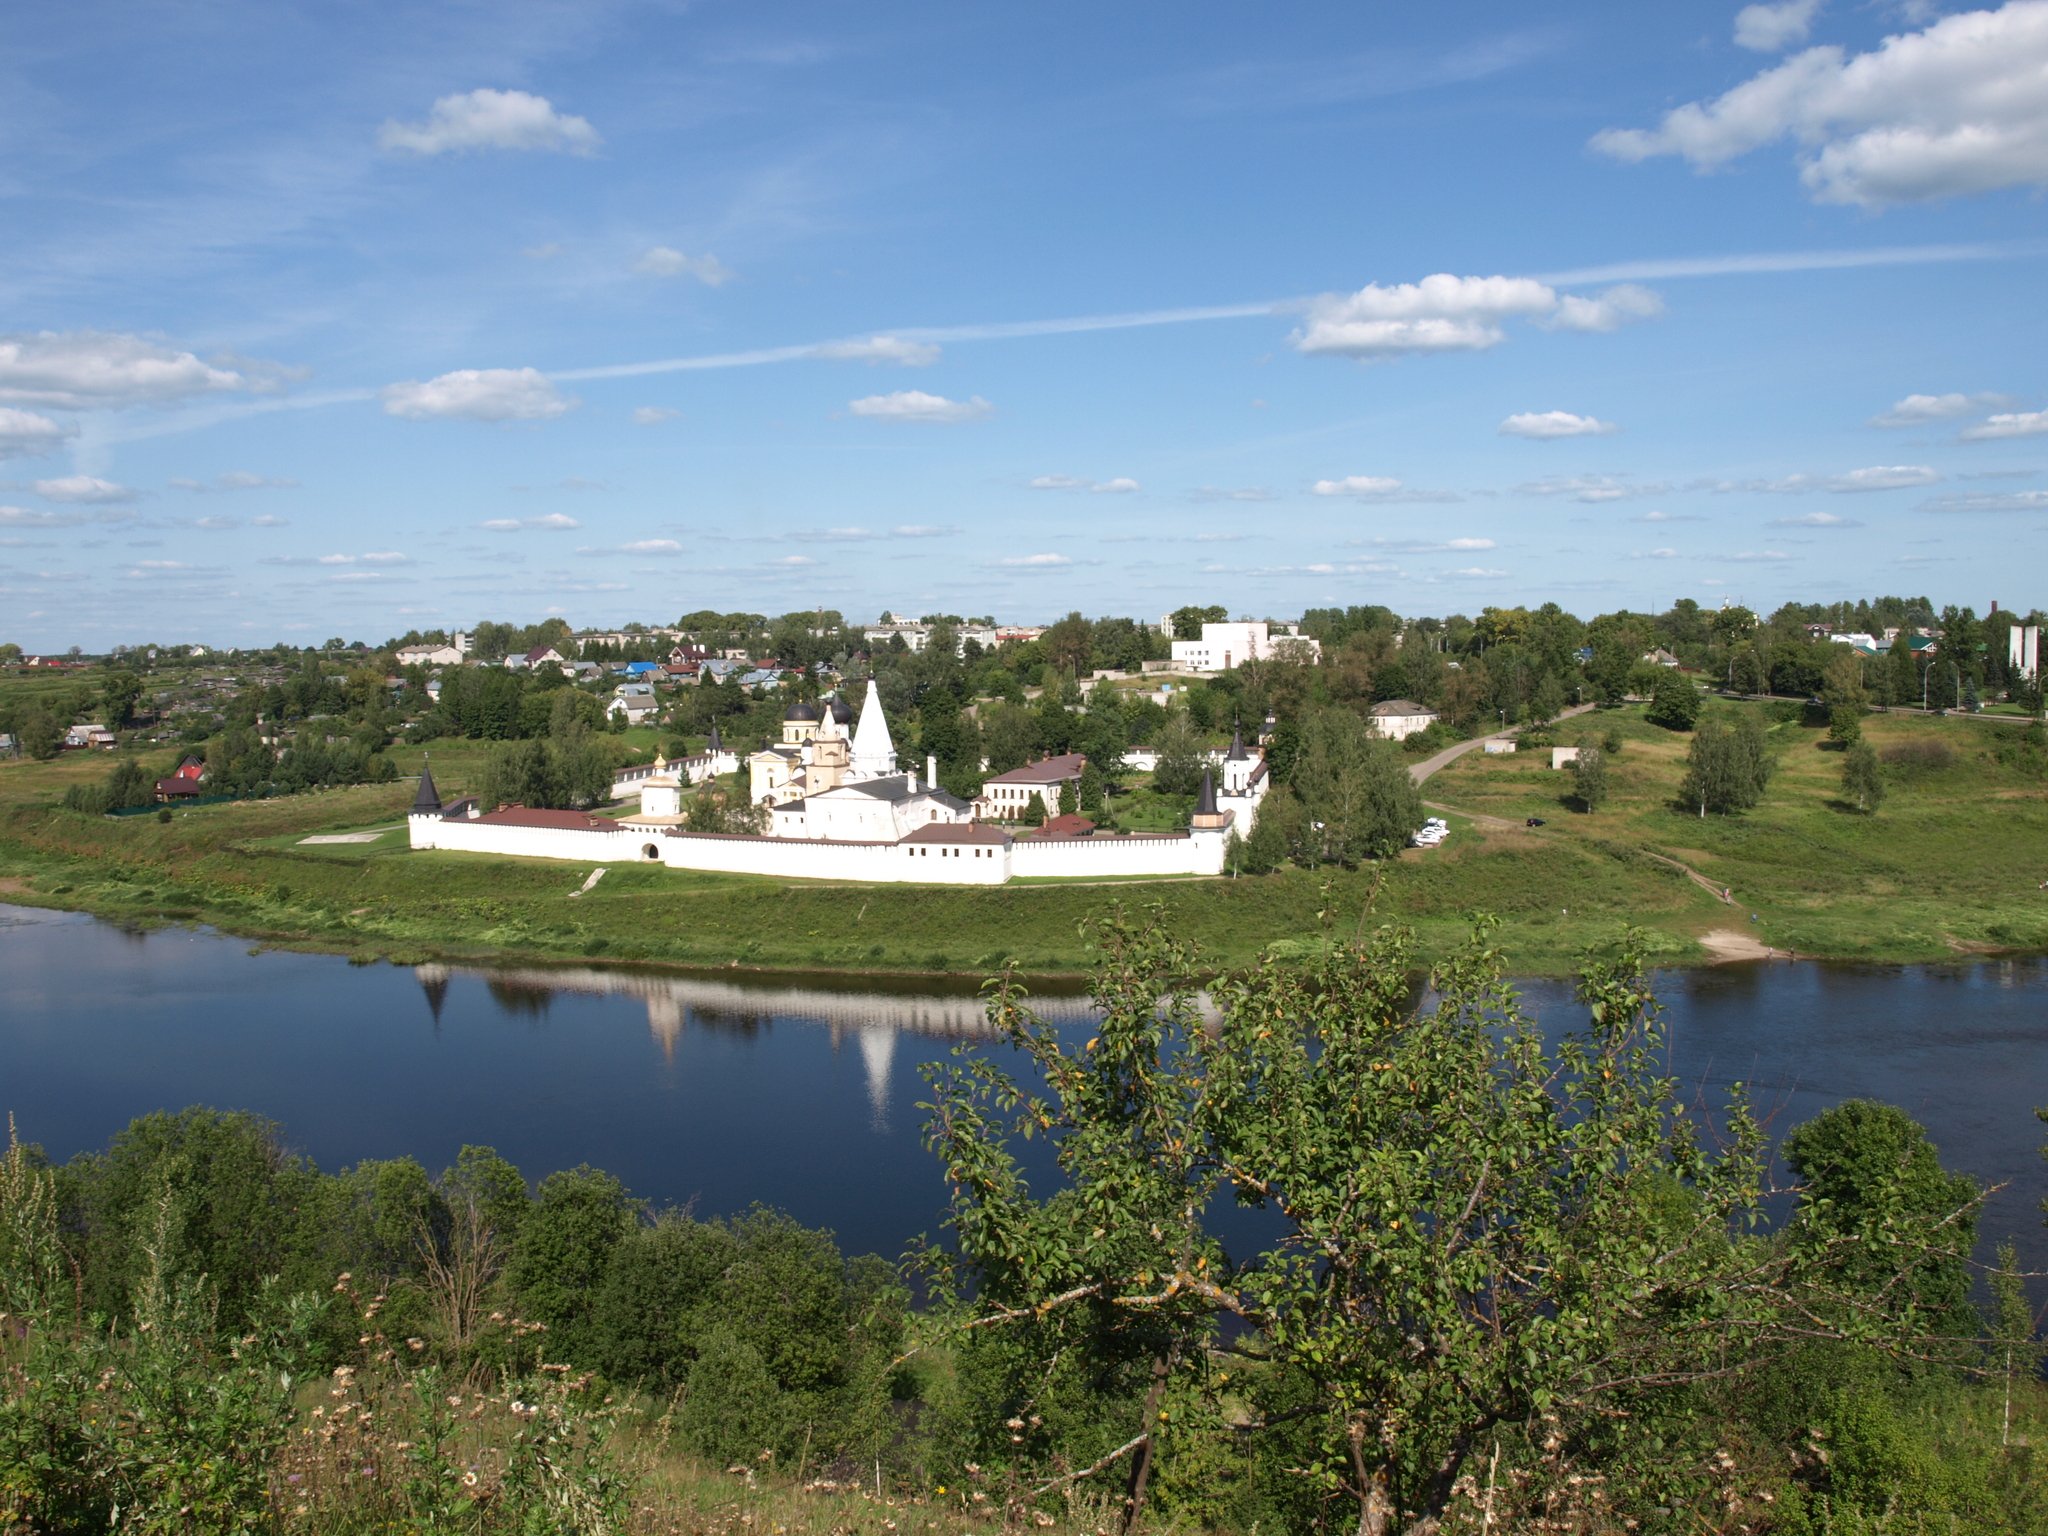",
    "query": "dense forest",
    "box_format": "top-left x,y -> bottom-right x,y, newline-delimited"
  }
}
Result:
1,919 -> 2040,1533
